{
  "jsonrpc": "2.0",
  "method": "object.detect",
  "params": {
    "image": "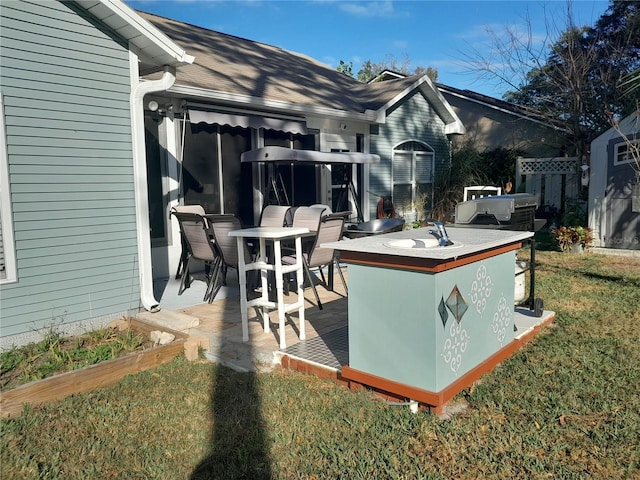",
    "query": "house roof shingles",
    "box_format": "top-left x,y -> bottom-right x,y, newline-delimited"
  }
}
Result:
139,11 -> 416,115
